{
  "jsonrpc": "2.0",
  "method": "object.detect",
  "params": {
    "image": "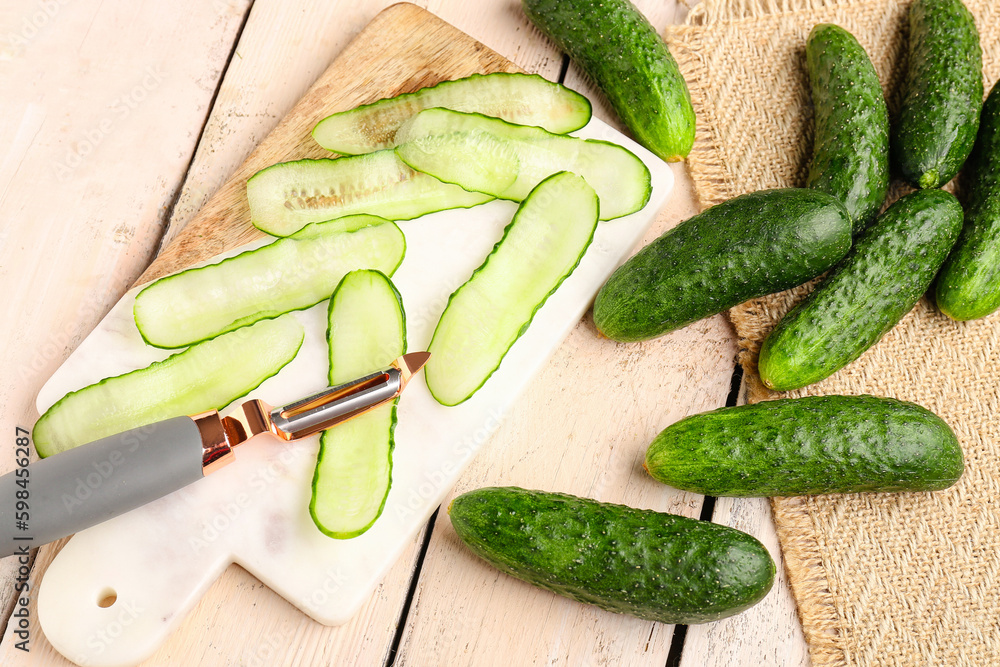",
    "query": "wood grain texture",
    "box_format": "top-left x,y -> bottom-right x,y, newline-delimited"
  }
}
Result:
394,163 -> 739,665
0,0 -> 251,649
0,0 -> 810,664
